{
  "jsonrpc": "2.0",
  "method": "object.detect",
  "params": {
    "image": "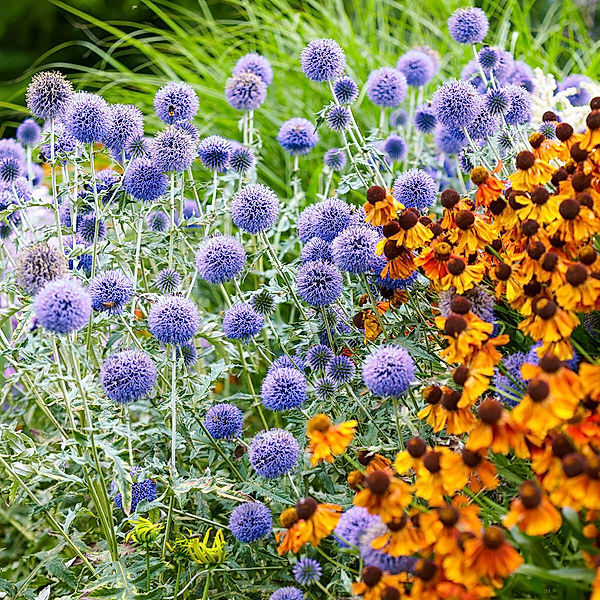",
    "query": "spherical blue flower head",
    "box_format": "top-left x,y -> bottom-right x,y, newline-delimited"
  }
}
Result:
113,475 -> 158,512
312,196 -> 352,242
448,7 -> 489,44
301,237 -> 333,264
297,204 -> 320,242
15,242 -> 68,295
89,269 -> 133,314
125,135 -> 150,160
326,105 -> 351,131
478,47 -> 498,71
148,295 -> 200,345
156,268 -> 181,295
229,501 -> 273,543
10,176 -> 33,203
261,367 -> 307,411
204,402 -> 243,439
431,79 -> 482,128
26,71 -> 73,120
296,260 -> 343,307
100,350 -> 157,404
493,351 -> 527,406
306,344 -> 335,372
270,587 -> 304,600
225,72 -> 267,111
0,157 -> 23,184
390,108 -> 408,128
249,428 -> 300,478
0,140 -> 25,167
434,125 -> 467,155
277,118 -> 319,156
270,353 -> 305,372
496,130 -> 514,153
323,147 -> 347,171
331,225 -> 379,274
509,61 -> 535,93
363,345 -> 415,397
334,506 -> 378,548
359,518 -> 416,574
40,126 -> 77,161
539,121 -> 556,139
333,75 -> 359,104
414,104 -> 436,133
154,81 -> 200,124
301,38 -> 345,82
151,126 -> 196,173
318,305 -> 353,347
558,74 -> 591,107
325,354 -> 356,384
392,169 -> 436,213
147,210 -> 169,232
123,159 -> 168,203
78,213 -> 106,245
234,53 -> 273,86
366,67 -> 407,108
396,49 -> 435,87
314,376 -> 337,400
104,103 -> 144,154
491,48 -> 515,84
466,106 -> 500,141
293,558 -> 322,585
382,134 -> 407,161
485,87 -> 512,116
175,120 -> 199,143
229,144 -> 255,174
504,84 -> 532,125
223,302 -> 264,342
34,277 -> 91,334
177,341 -> 198,370
198,135 -> 231,171
0,189 -> 20,232
231,182 -> 279,234
459,148 -> 475,173
461,60 -> 486,93
63,92 -> 112,144
16,118 -> 41,147
195,235 -> 246,284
